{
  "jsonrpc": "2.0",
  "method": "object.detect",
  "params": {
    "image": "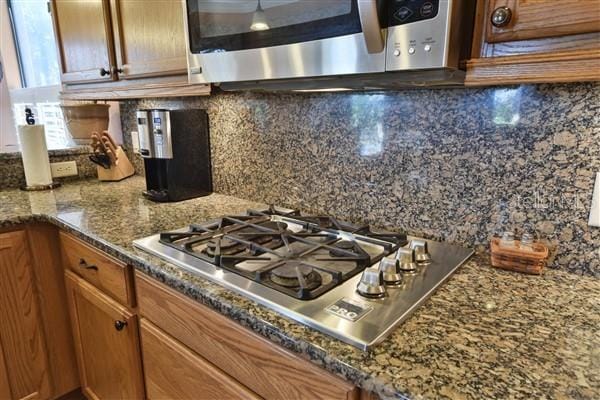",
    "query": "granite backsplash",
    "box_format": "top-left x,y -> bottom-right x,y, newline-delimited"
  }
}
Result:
0,147 -> 97,189
117,83 -> 597,277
